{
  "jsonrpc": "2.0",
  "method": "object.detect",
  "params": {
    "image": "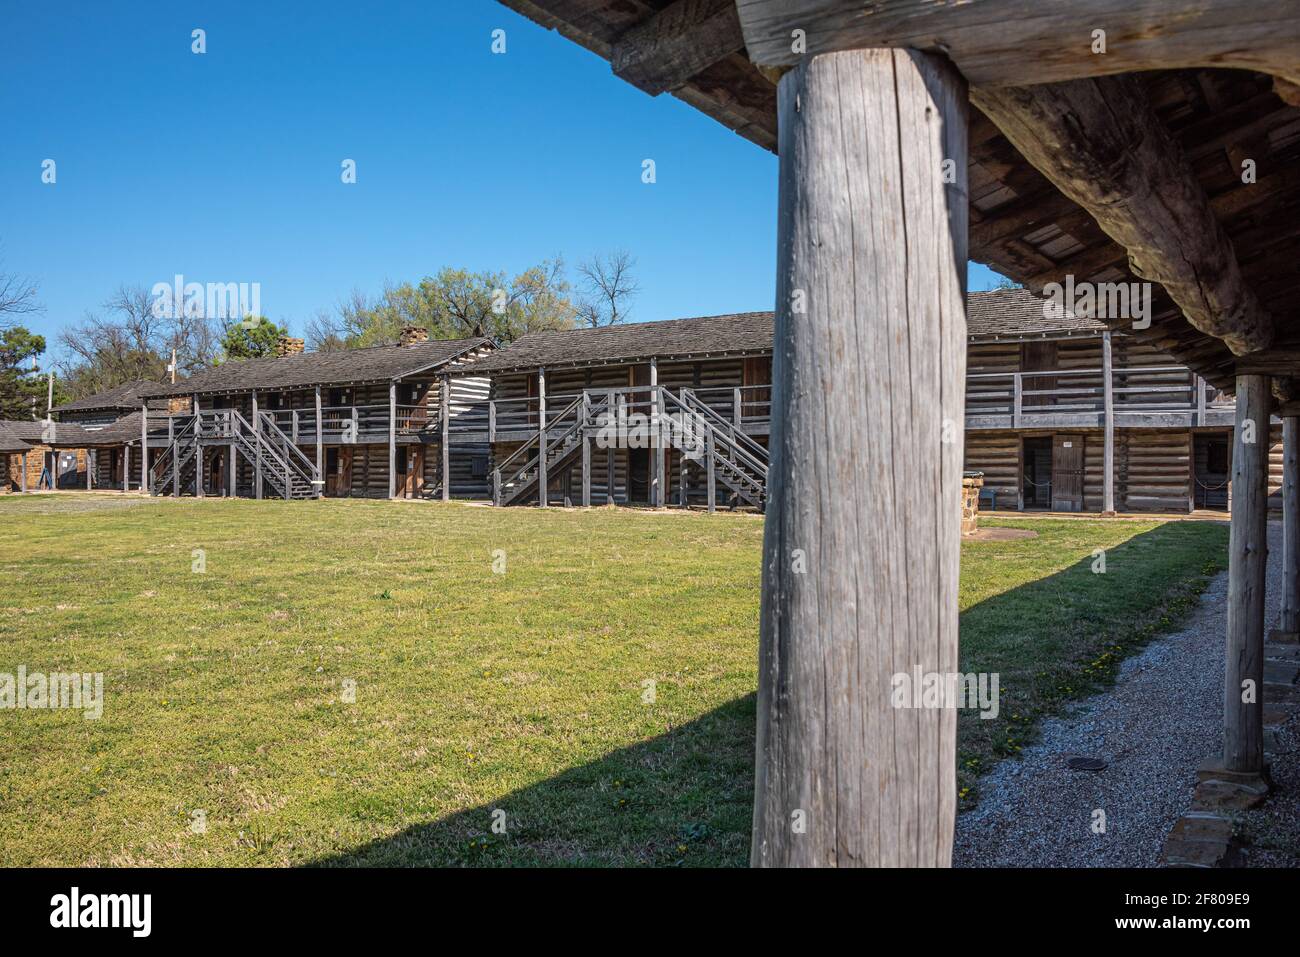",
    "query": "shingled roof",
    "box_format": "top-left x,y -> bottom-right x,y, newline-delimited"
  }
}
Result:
0,419 -> 99,447
457,292 -> 1101,375
966,288 -> 1104,340
53,379 -> 157,413
457,313 -> 775,375
0,426 -> 32,452
138,336 -> 492,398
